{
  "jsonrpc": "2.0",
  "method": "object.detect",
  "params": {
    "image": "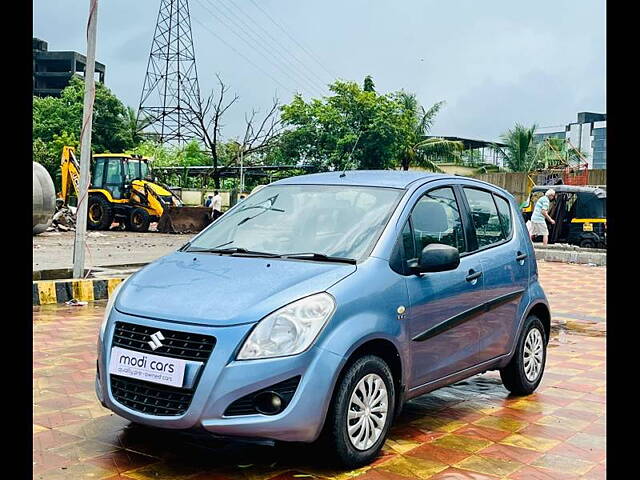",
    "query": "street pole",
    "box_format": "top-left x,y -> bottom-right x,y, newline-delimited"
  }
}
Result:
239,147 -> 245,195
72,0 -> 99,279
